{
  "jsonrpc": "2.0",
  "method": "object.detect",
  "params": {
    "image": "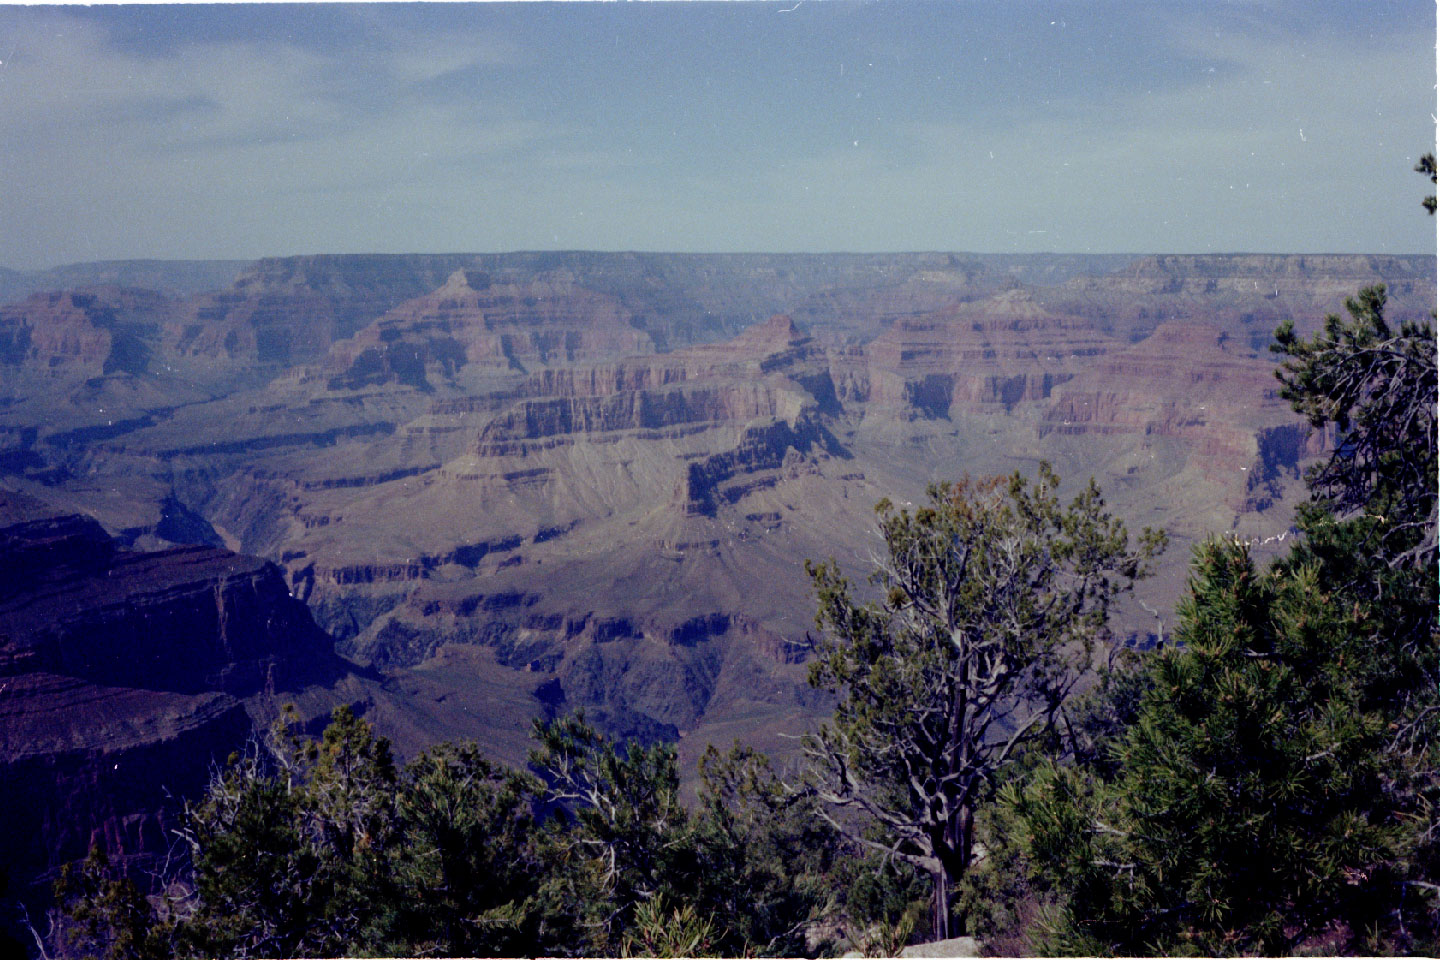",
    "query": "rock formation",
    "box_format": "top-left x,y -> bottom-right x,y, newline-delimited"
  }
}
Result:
0,489 -> 351,917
